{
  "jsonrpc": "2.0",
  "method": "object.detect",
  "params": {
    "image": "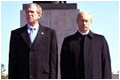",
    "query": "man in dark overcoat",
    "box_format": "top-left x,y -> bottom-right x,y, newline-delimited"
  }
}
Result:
8,3 -> 58,79
60,11 -> 112,79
